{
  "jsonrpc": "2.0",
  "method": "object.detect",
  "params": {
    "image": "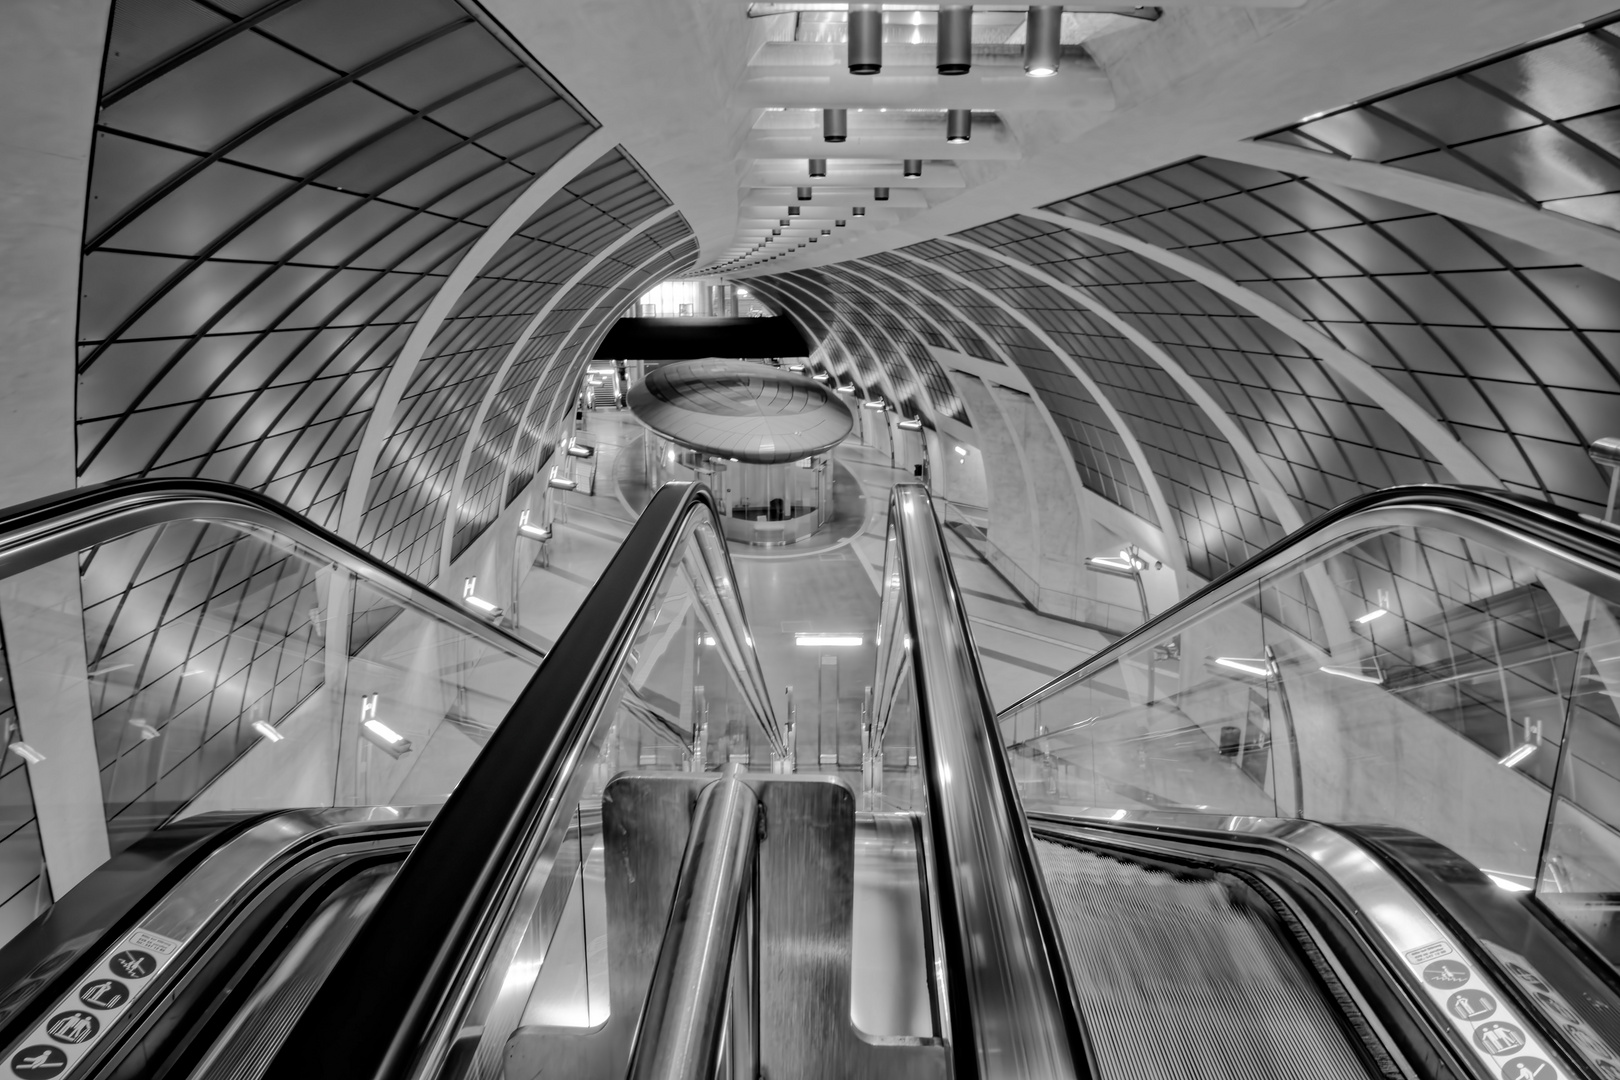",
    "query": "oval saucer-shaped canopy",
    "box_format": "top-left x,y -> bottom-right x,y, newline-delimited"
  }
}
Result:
628,359 -> 853,464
